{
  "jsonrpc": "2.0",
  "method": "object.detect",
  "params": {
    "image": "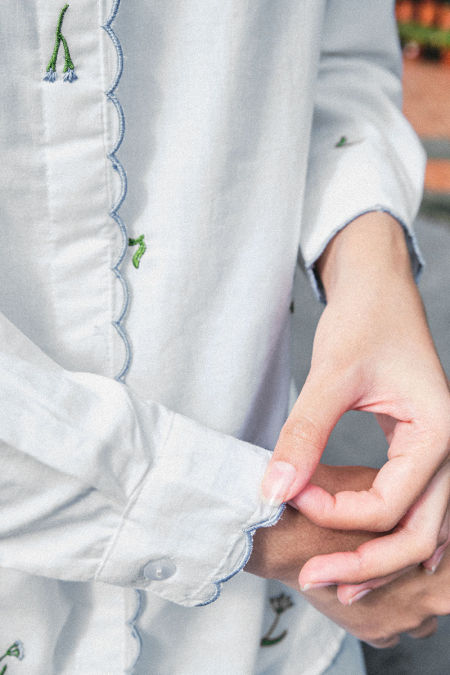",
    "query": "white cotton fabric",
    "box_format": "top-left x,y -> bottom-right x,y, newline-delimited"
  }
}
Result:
0,0 -> 424,673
